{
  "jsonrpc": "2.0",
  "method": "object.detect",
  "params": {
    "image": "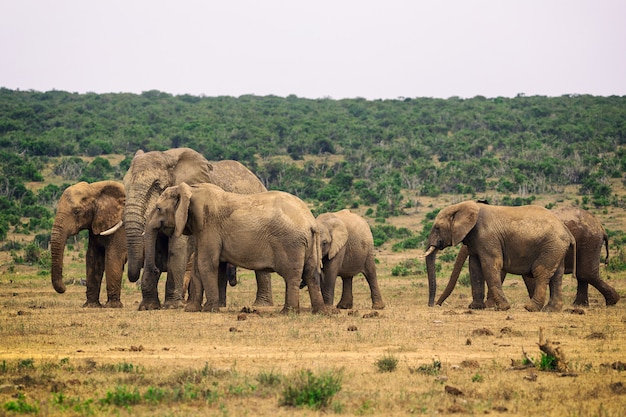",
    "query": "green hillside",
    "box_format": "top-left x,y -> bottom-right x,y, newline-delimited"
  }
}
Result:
2,88 -> 626,271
